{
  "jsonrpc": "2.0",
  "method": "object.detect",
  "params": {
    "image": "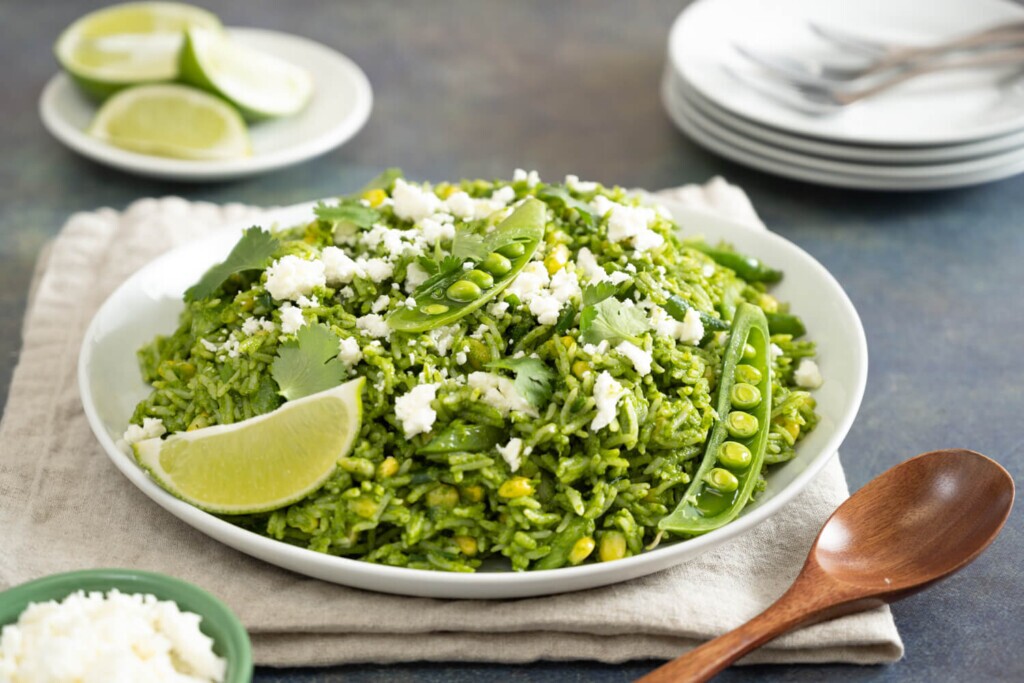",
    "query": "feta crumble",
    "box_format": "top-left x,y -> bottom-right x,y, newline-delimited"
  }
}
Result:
0,589 -> 226,683
467,372 -> 538,417
496,437 -> 525,472
513,168 -> 541,186
646,303 -> 704,345
565,174 -> 598,193
591,371 -> 626,432
575,247 -> 630,285
591,195 -> 664,253
280,304 -> 306,334
240,316 -> 275,336
356,314 -> 391,339
404,262 -> 430,293
122,417 -> 165,445
392,178 -> 442,222
337,337 -> 363,366
264,255 -> 326,301
615,341 -> 653,375
394,384 -> 439,438
371,295 -> 391,313
794,359 -> 823,389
